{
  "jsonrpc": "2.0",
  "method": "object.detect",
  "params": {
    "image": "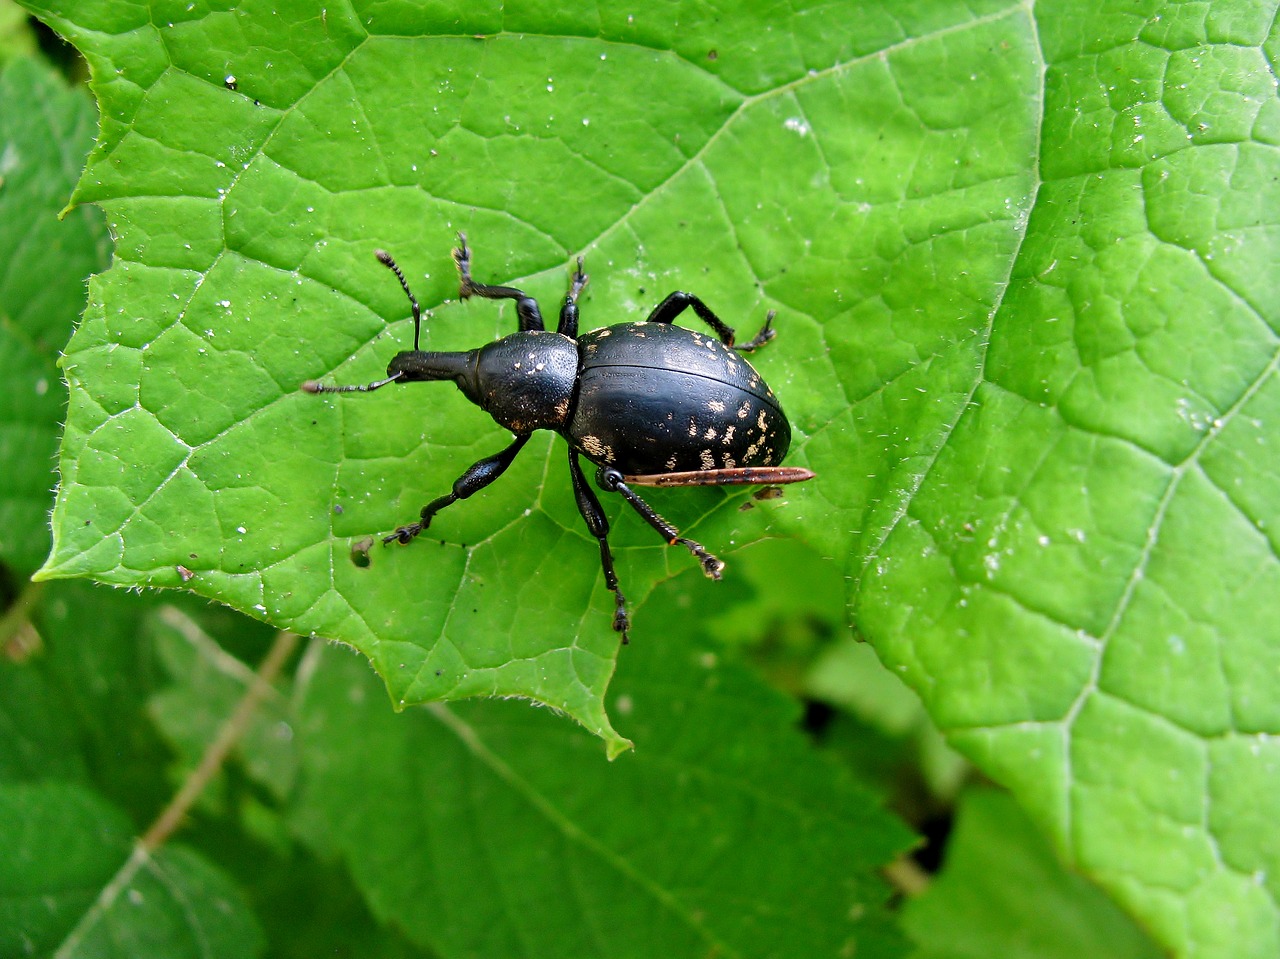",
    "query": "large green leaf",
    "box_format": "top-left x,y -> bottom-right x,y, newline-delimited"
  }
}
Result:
31,0 -> 1049,746
0,55 -> 107,574
25,2 -> 1280,955
289,626 -> 909,958
902,788 -> 1163,959
853,8 -> 1280,956
7,576 -> 417,959
0,780 -> 263,958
